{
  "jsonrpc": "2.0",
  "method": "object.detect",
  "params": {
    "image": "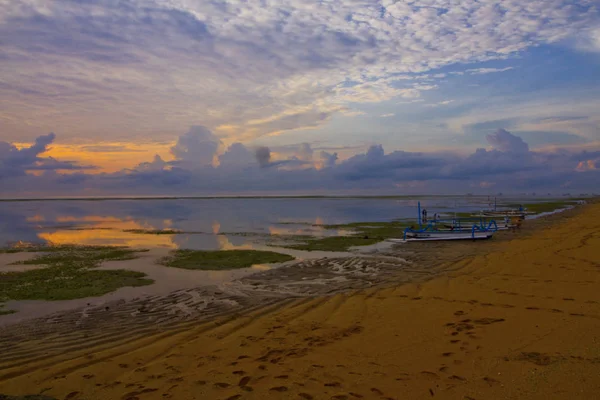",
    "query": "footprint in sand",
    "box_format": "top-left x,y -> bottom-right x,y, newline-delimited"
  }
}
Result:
238,376 -> 251,386
270,386 -> 288,392
370,388 -> 384,395
420,371 -> 439,379
483,376 -> 501,386
298,393 -> 314,399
